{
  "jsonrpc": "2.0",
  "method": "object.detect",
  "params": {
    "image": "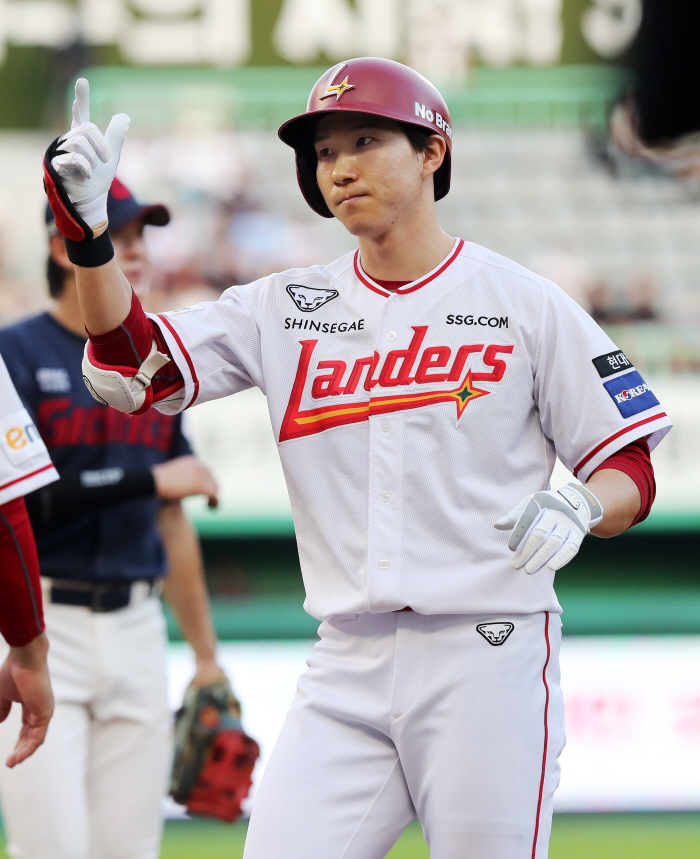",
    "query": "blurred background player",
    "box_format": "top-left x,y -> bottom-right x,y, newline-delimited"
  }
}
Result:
610,0 -> 700,177
0,352 -> 58,768
0,180 -> 229,859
